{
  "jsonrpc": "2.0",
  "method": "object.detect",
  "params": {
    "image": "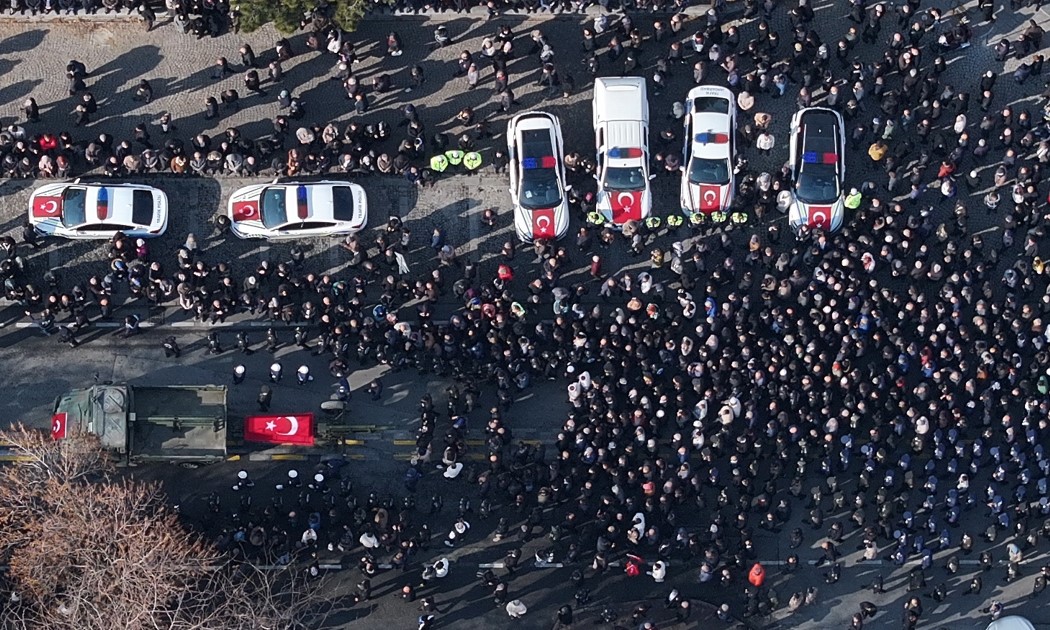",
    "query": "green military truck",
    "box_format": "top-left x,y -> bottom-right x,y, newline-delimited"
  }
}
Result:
52,384 -> 228,465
